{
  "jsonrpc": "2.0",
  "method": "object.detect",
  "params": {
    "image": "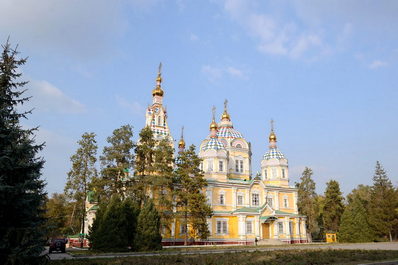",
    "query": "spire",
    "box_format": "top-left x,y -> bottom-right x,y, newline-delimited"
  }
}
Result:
178,126 -> 185,151
152,62 -> 164,97
209,106 -> 218,137
221,99 -> 231,121
269,119 -> 277,147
